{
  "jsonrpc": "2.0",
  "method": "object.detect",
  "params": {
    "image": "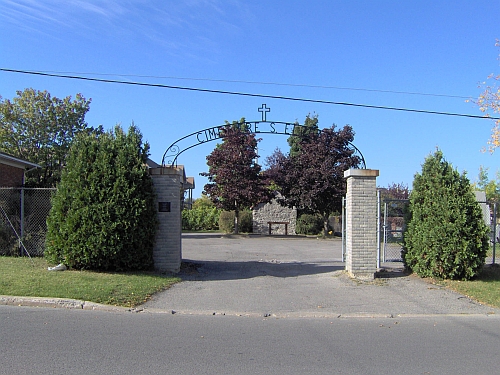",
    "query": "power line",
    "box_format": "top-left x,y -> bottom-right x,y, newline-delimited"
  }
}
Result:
27,69 -> 471,99
1,68 -> 497,121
